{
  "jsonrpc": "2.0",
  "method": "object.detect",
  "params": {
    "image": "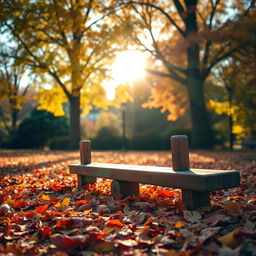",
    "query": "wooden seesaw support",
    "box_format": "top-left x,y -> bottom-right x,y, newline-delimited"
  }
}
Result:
69,136 -> 240,210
